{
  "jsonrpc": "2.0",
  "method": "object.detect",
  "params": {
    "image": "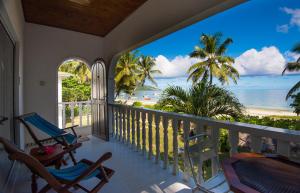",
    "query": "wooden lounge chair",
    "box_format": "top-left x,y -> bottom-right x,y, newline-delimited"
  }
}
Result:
17,112 -> 82,164
0,137 -> 114,193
